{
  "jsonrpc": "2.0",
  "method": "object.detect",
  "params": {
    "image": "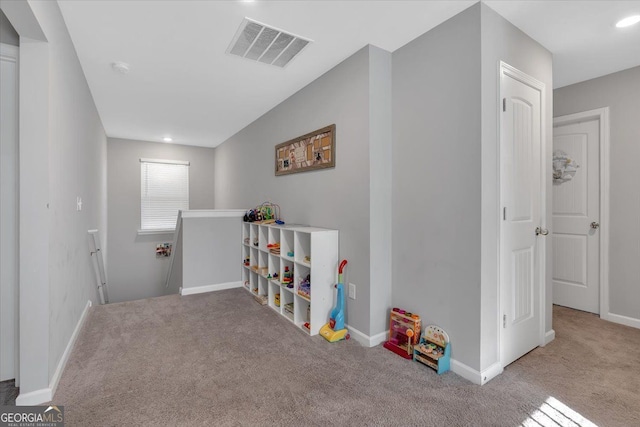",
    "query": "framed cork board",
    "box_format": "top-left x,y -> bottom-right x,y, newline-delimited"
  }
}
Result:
275,124 -> 335,176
